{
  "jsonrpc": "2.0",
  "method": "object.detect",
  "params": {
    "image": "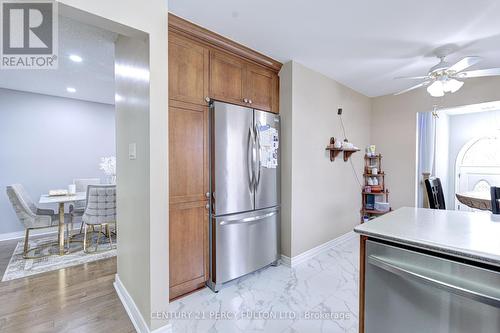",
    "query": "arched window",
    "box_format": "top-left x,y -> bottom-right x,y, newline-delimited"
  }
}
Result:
461,136 -> 500,167
455,135 -> 500,210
